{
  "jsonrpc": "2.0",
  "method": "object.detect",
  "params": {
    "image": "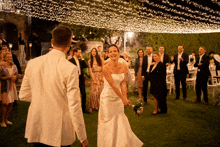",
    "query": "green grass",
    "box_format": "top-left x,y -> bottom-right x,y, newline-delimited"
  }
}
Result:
0,87 -> 220,147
